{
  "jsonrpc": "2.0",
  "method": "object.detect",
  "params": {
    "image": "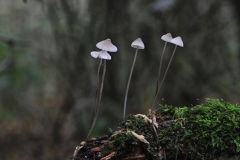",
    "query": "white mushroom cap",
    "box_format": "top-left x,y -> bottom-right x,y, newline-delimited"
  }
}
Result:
90,51 -> 100,58
90,50 -> 111,60
131,38 -> 145,49
161,33 -> 173,42
96,38 -> 117,52
170,36 -> 184,47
